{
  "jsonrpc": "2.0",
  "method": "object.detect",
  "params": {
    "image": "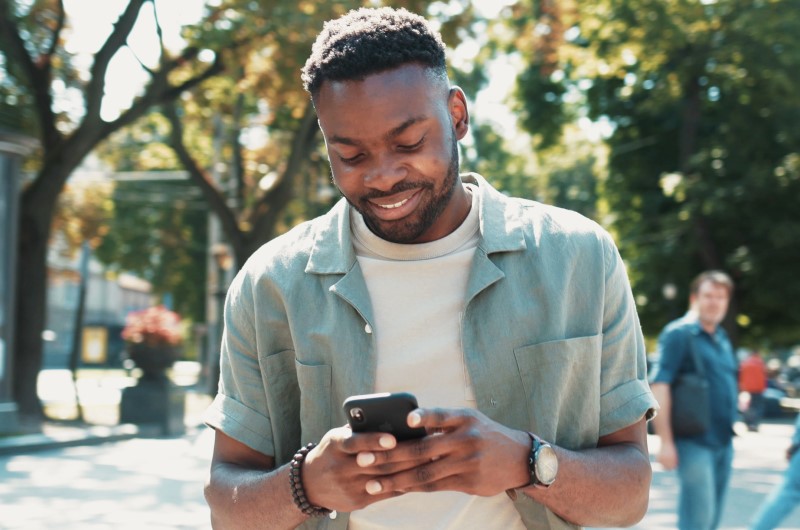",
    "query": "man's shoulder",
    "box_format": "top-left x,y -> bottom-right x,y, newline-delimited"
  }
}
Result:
474,175 -> 607,240
522,200 -> 604,235
242,204 -> 342,275
661,315 -> 699,339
